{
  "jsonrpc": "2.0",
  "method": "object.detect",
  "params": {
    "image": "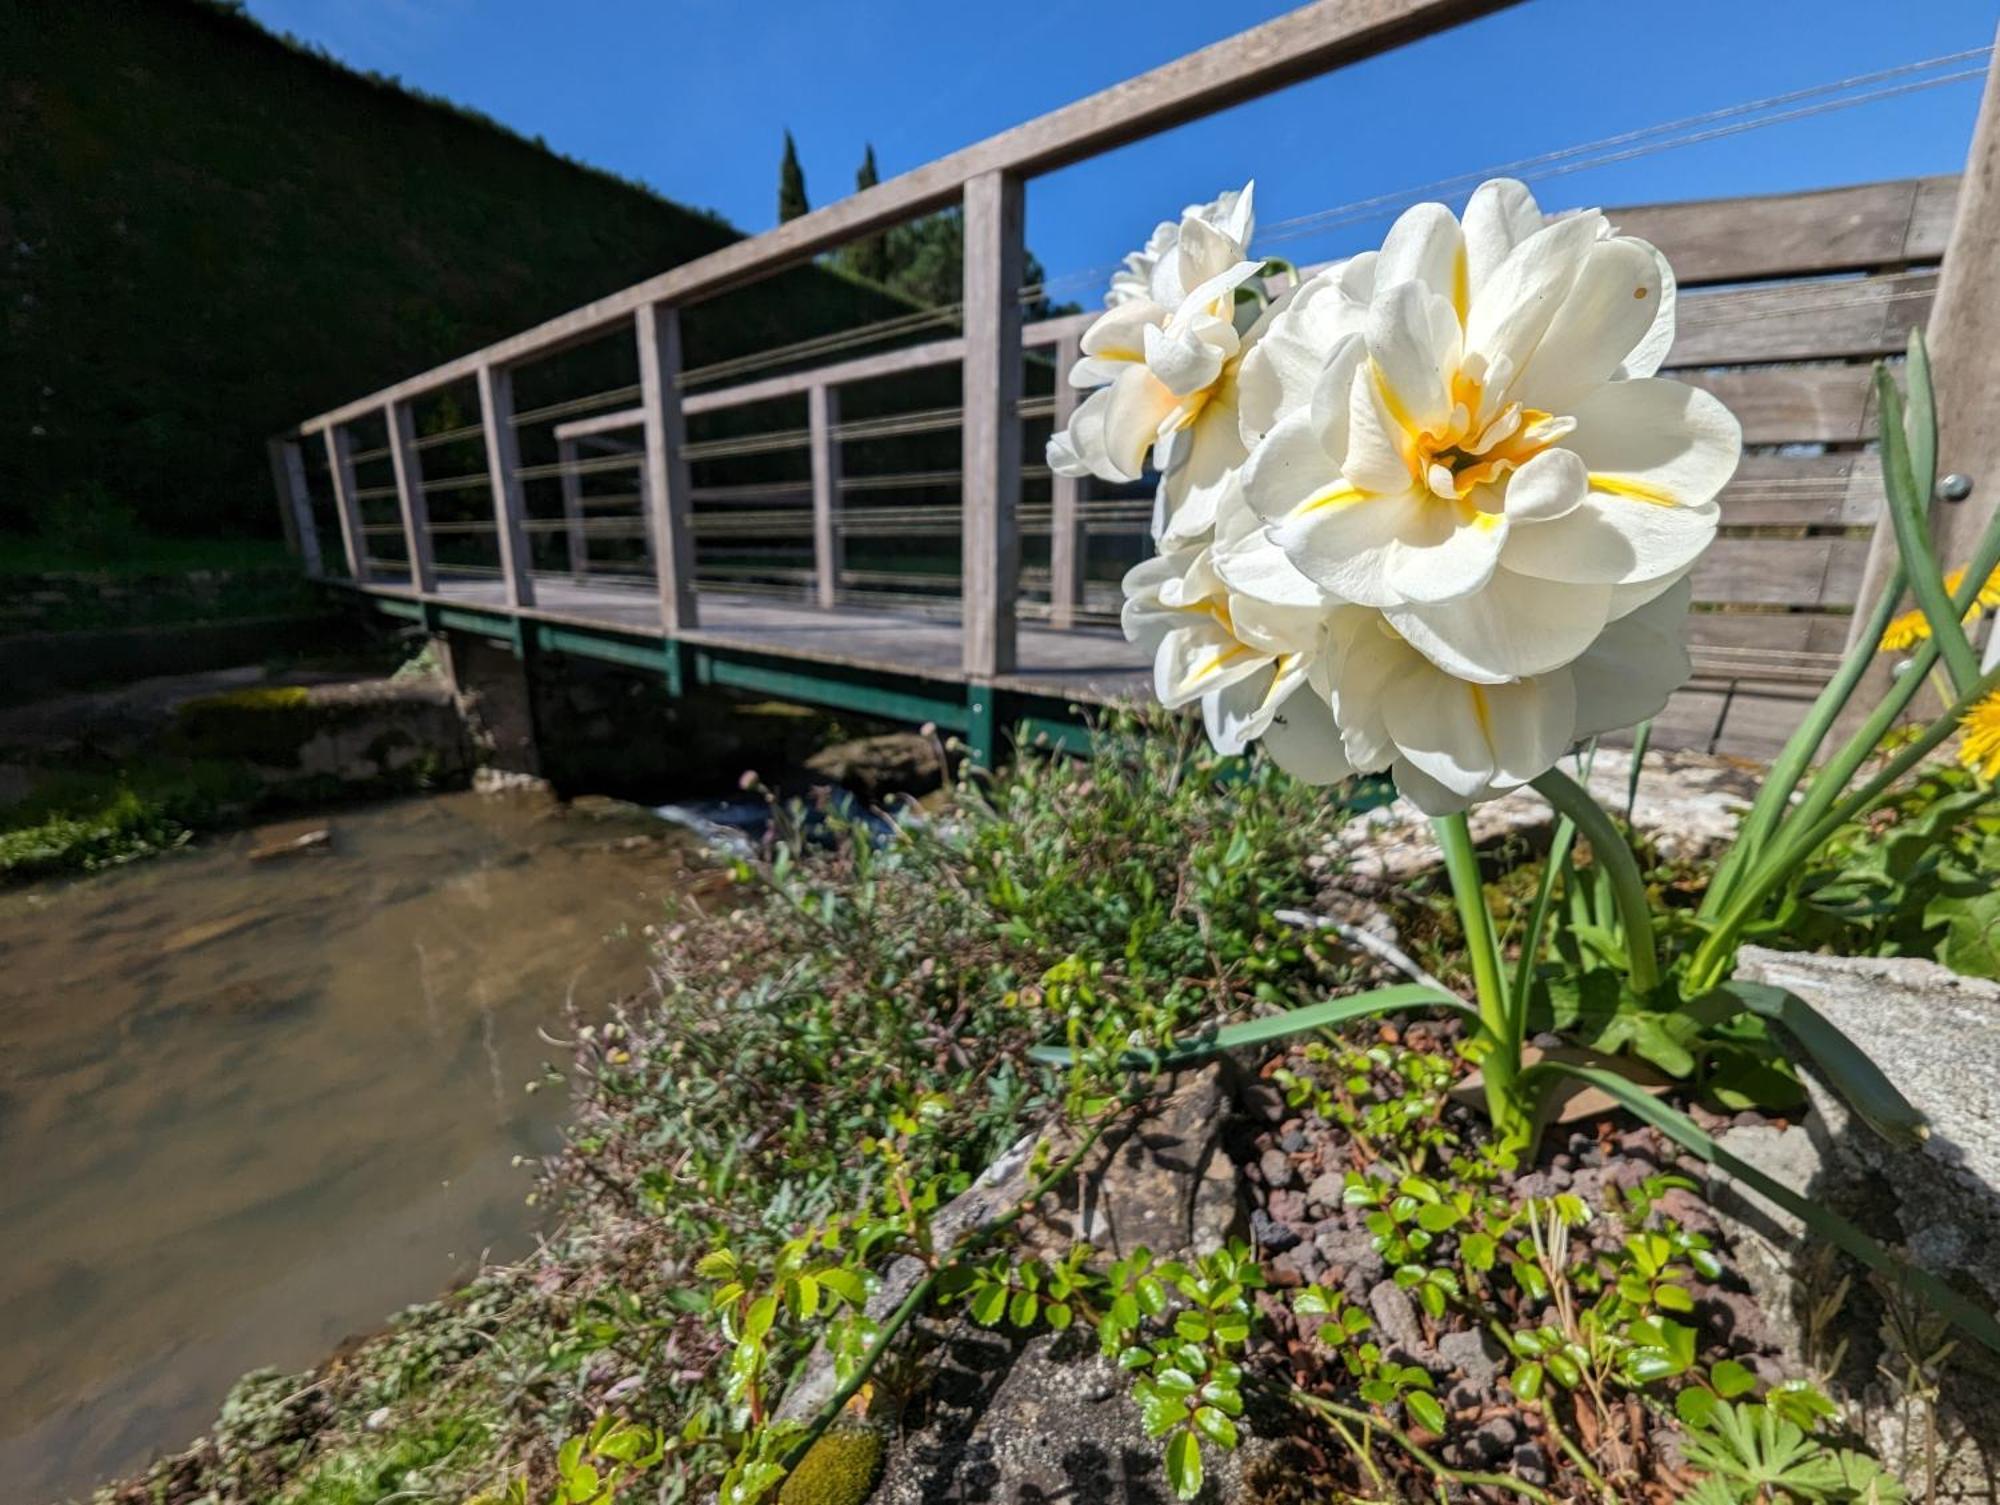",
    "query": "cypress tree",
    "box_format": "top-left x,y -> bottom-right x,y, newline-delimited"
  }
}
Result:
777,130 -> 809,223
846,143 -> 889,284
